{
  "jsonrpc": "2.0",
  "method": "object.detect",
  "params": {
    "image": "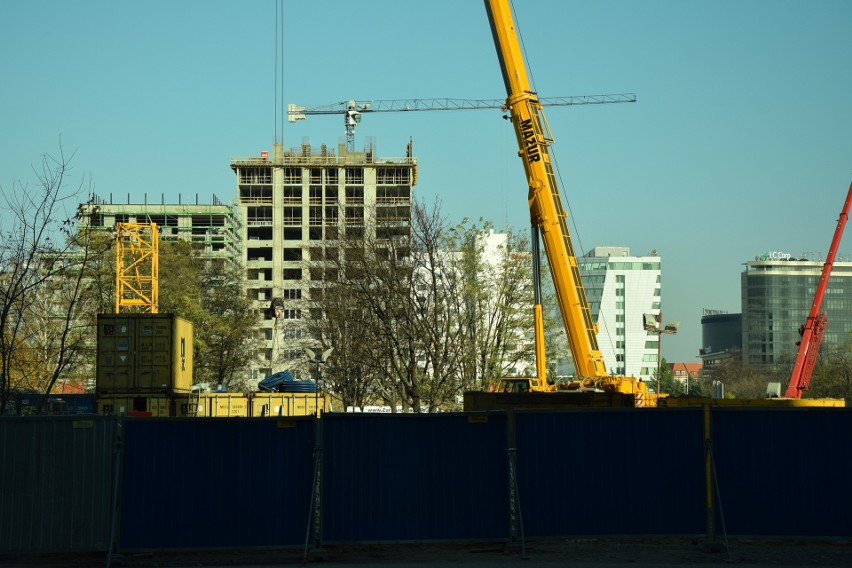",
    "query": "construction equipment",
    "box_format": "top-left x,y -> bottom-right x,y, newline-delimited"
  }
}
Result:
482,0 -> 651,403
289,94 -> 636,151
115,222 -> 159,313
784,181 -> 852,398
